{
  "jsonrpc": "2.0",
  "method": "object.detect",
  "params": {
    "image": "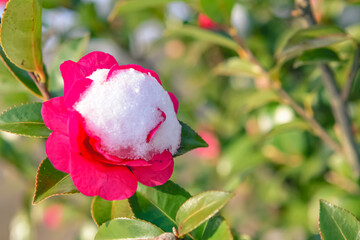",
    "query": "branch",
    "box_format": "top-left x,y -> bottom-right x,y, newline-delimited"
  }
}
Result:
29,72 -> 51,101
342,44 -> 360,102
296,0 -> 360,175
